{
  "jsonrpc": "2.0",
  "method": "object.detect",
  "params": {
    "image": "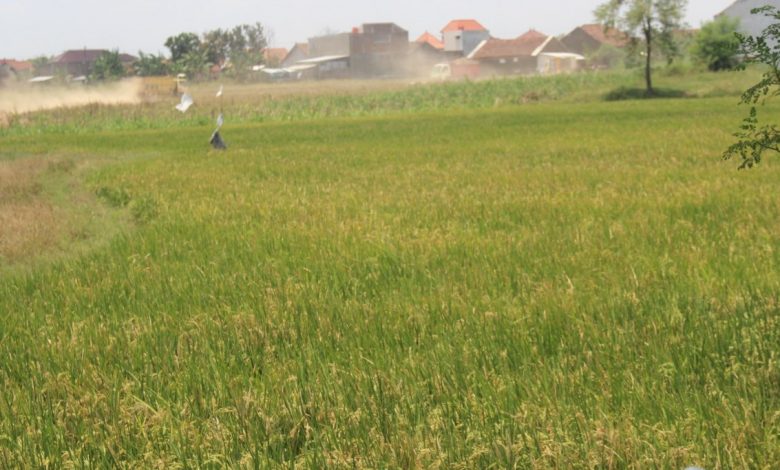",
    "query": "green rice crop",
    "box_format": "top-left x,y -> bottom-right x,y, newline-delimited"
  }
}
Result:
0,74 -> 778,468
0,68 -> 761,137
